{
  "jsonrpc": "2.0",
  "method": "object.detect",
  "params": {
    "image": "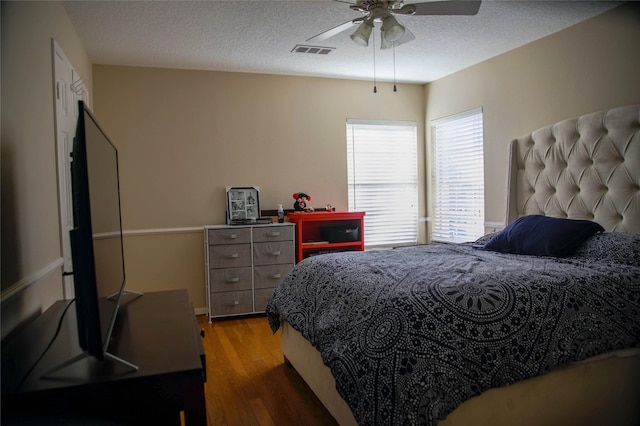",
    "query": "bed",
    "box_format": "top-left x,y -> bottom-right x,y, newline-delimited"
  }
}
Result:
266,104 -> 640,426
